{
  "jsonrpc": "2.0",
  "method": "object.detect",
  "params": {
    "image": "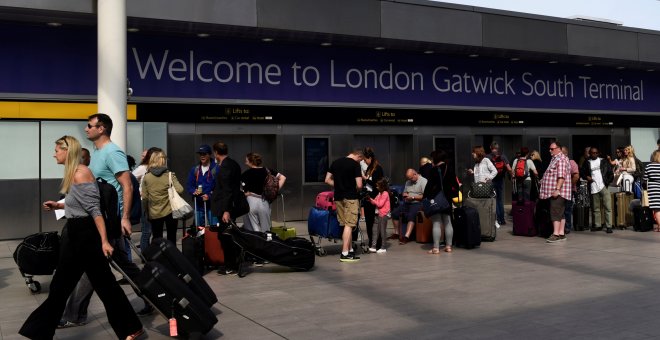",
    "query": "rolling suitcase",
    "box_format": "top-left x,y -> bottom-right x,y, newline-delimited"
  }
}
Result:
535,199 -> 553,238
110,260 -> 218,337
307,206 -> 341,239
464,197 -> 496,241
573,206 -> 590,231
453,206 -> 481,249
512,200 -> 536,236
13,231 -> 60,293
137,239 -> 218,307
182,200 -> 206,275
415,211 -> 433,243
224,222 -> 315,277
615,192 -> 634,229
271,193 -> 296,240
633,206 -> 654,232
